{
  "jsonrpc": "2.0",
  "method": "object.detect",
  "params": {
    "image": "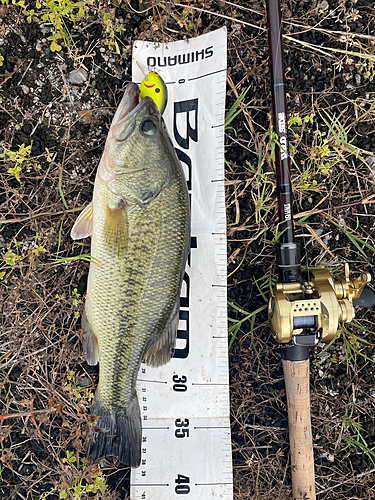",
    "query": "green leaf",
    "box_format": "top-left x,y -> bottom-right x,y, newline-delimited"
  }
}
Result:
4,252 -> 18,266
50,40 -> 62,52
60,490 -> 67,499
